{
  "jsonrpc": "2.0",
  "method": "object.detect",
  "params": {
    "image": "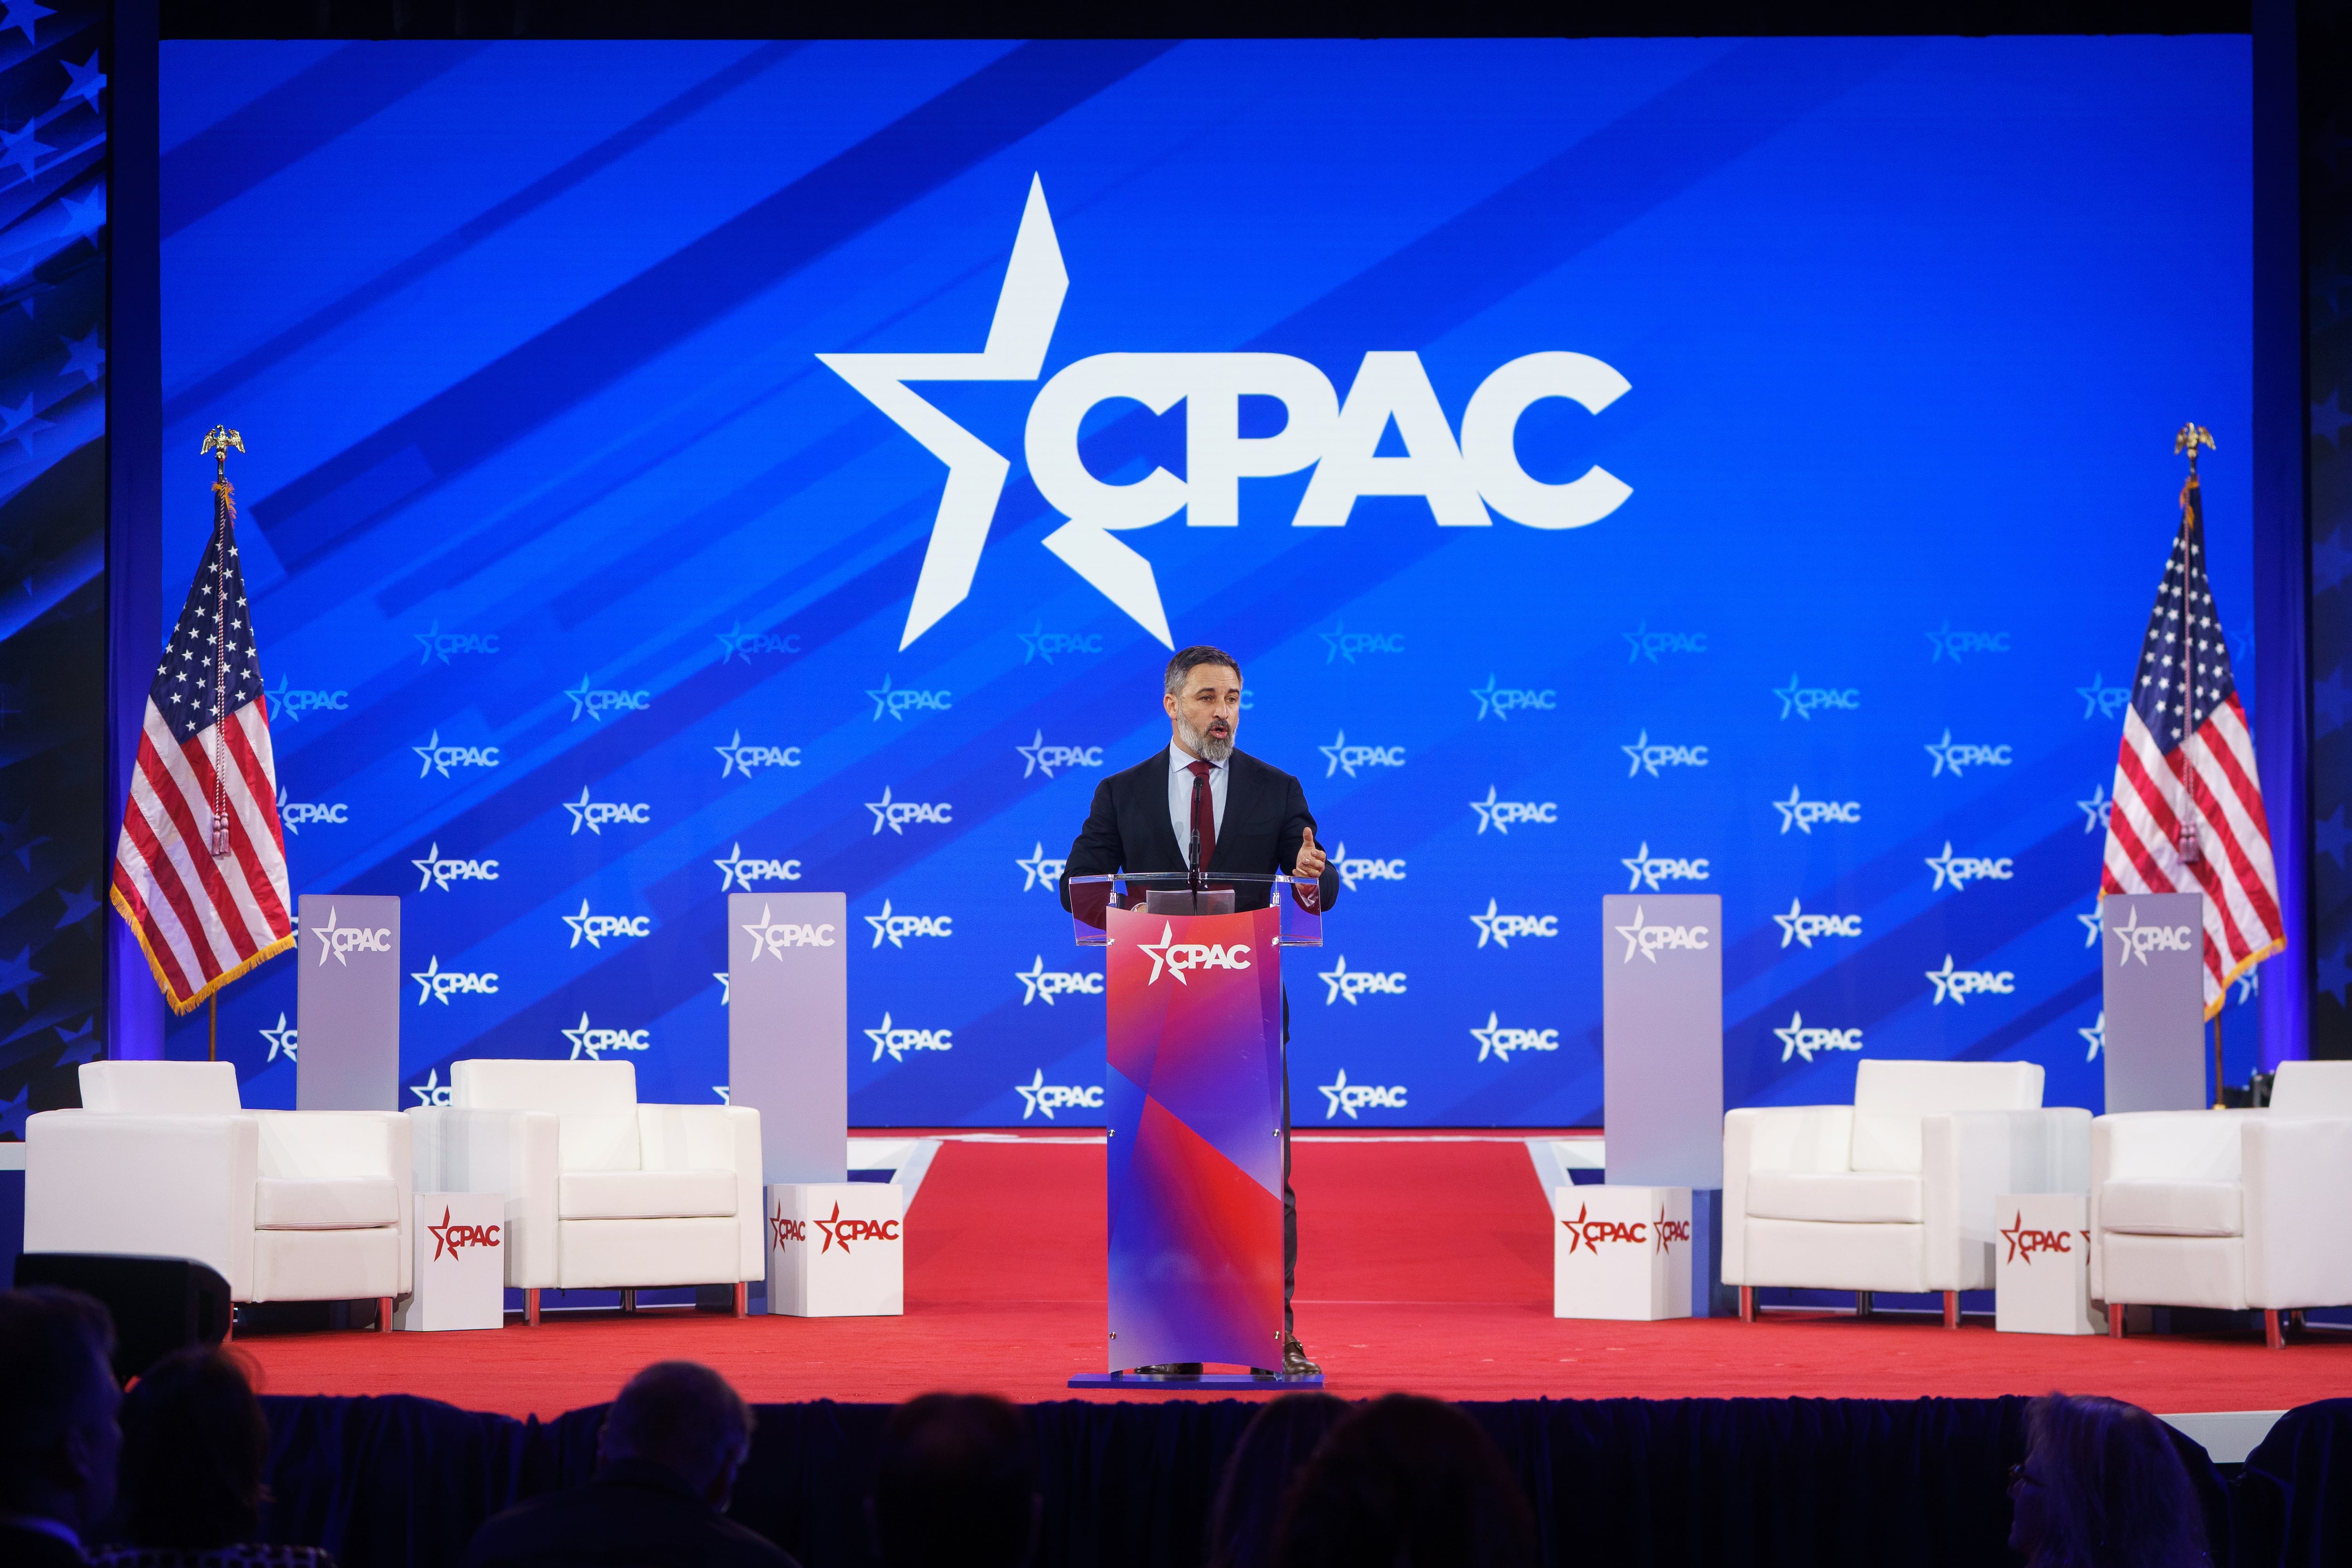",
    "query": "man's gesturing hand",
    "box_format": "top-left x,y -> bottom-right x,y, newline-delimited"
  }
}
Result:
1293,825 -> 1328,883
